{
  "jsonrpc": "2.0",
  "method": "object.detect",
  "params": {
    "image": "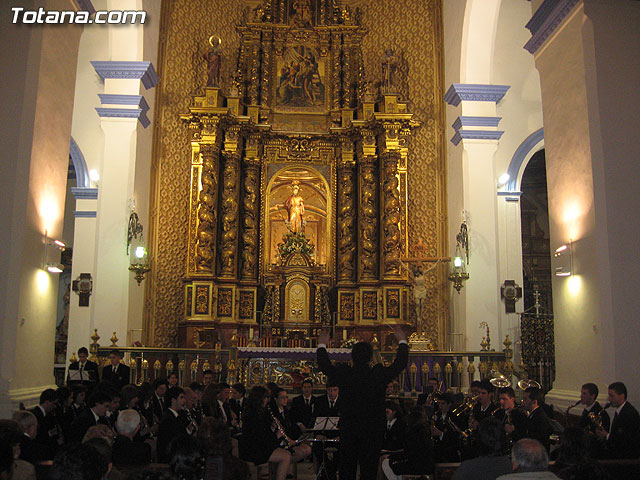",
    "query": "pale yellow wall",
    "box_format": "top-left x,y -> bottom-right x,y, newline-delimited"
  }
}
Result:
0,0 -> 82,415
